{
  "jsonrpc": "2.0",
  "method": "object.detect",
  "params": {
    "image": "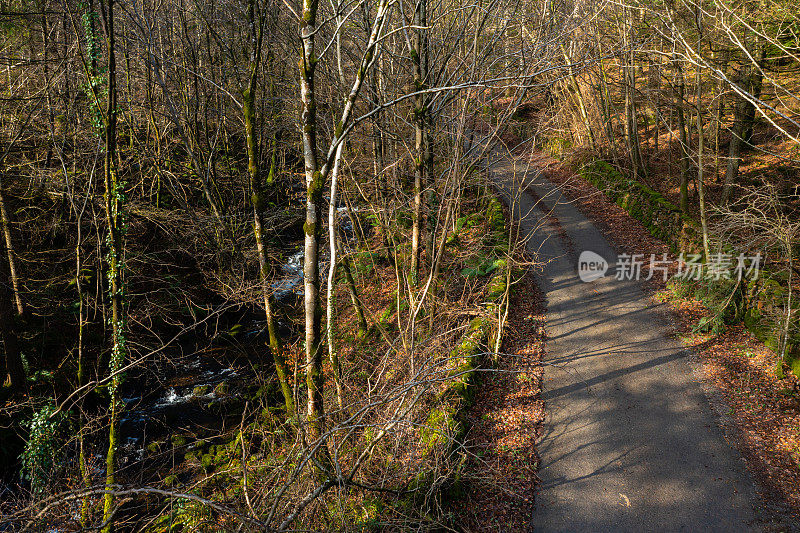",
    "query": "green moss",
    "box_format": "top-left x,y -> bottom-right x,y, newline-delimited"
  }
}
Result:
419,404 -> 460,453
486,273 -> 507,300
190,438 -> 208,451
215,447 -> 231,466
356,497 -> 382,527
307,170 -> 324,197
486,198 -> 505,231
379,299 -> 396,323
251,192 -> 264,211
